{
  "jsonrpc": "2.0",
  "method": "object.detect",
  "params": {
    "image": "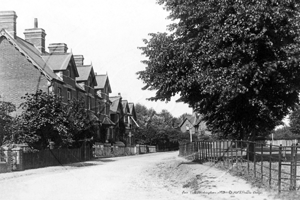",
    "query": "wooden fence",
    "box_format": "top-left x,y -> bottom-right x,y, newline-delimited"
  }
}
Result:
93,143 -> 157,157
23,145 -> 92,170
179,140 -> 300,193
93,144 -> 136,157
